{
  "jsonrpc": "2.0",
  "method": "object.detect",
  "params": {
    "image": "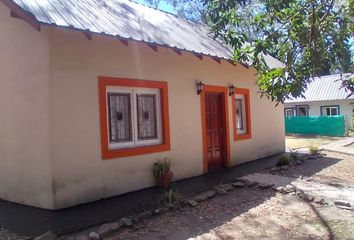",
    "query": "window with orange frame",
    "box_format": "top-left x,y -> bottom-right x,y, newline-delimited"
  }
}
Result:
232,88 -> 252,140
99,77 -> 170,159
